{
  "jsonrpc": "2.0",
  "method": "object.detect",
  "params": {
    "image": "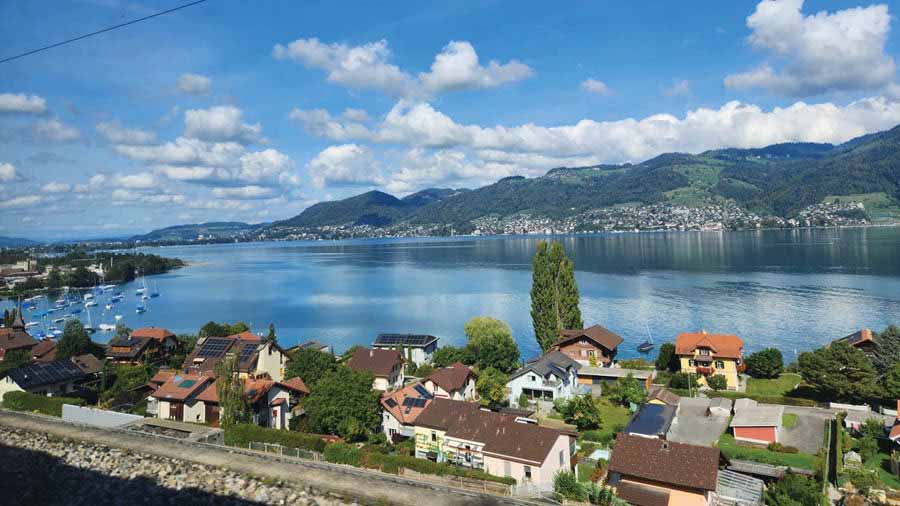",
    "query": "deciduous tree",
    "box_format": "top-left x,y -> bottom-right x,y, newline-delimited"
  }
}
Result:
655,342 -> 678,371
745,348 -> 784,379
464,316 -> 520,373
431,346 -> 472,368
476,367 -> 508,407
214,355 -> 250,428
285,348 -> 337,388
57,320 -> 103,359
303,366 -> 381,437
